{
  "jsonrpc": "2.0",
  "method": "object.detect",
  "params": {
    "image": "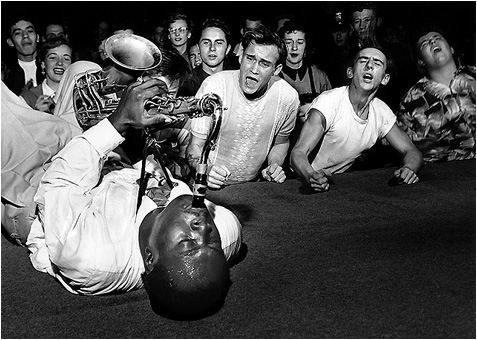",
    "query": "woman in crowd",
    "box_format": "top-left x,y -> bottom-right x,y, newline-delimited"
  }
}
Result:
278,20 -> 332,122
20,36 -> 72,113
